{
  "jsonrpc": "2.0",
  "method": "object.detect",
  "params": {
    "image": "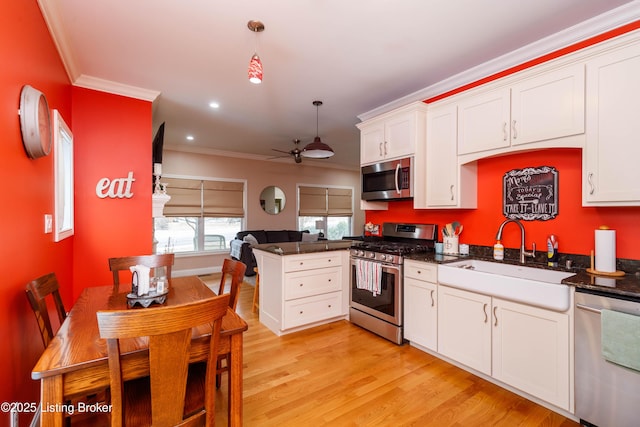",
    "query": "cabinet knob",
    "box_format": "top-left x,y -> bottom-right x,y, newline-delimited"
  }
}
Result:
483,303 -> 488,323
493,306 -> 498,326
299,283 -> 304,287
588,172 -> 595,195
512,119 -> 518,139
328,304 -> 332,308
